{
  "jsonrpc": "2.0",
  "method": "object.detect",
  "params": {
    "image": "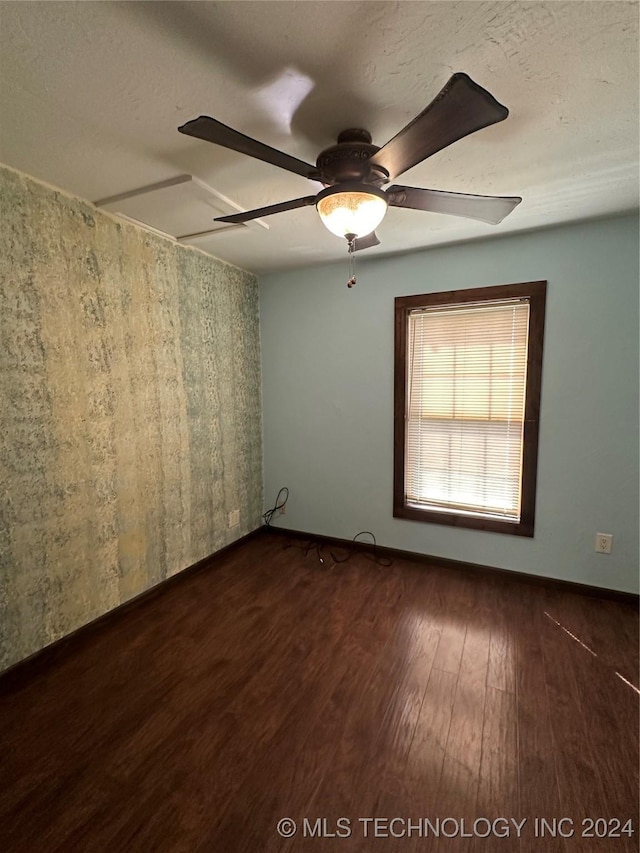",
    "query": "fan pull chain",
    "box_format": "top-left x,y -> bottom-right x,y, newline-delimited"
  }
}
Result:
346,234 -> 356,288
